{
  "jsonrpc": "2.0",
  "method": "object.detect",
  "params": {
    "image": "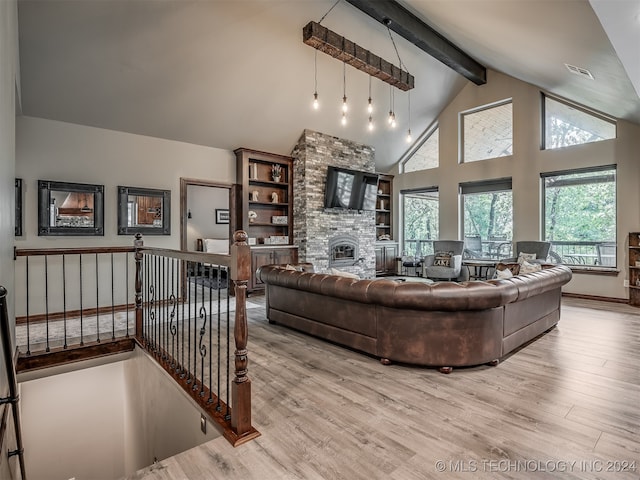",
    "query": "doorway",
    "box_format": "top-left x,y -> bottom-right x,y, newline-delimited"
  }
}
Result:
180,178 -> 237,252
